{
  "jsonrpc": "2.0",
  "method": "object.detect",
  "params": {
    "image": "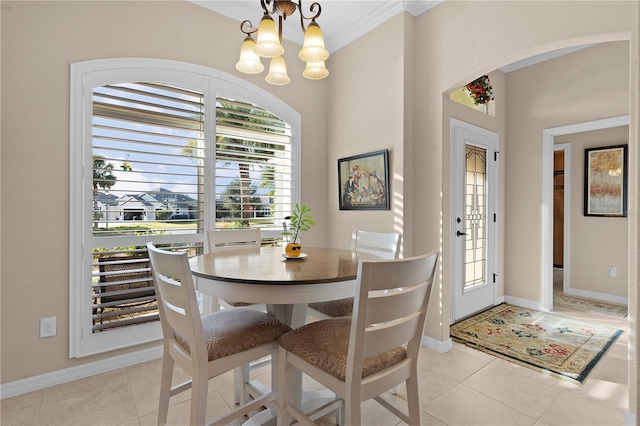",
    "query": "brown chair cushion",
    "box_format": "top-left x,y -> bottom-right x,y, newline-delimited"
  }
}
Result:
308,298 -> 354,317
221,299 -> 254,307
279,317 -> 406,381
175,308 -> 291,361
